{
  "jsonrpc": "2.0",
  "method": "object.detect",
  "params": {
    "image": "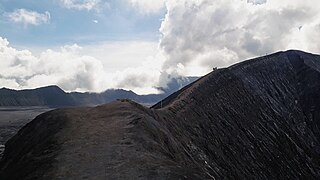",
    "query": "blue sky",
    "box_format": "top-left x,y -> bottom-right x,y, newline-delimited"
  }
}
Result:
0,0 -> 319,94
0,0 -> 164,47
0,0 -> 168,94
